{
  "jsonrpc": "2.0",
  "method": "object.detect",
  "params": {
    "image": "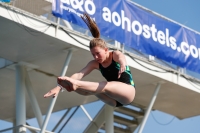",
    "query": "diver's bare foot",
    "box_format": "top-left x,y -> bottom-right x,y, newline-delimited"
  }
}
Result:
57,76 -> 78,91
